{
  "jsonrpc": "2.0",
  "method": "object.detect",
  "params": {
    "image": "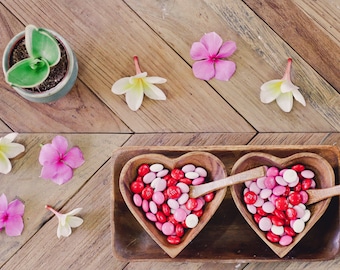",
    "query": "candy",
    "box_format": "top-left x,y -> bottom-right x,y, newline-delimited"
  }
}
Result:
130,162 -> 216,245
242,164 -> 316,246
